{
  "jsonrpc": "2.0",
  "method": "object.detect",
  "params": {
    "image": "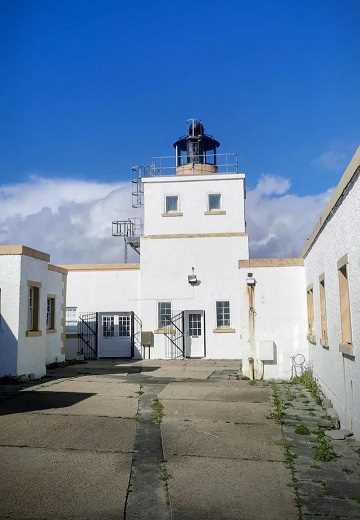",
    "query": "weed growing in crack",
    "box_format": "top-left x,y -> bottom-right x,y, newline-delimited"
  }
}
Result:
293,370 -> 322,405
313,432 -> 337,462
295,424 -> 311,435
270,384 -> 285,422
151,398 -> 164,424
